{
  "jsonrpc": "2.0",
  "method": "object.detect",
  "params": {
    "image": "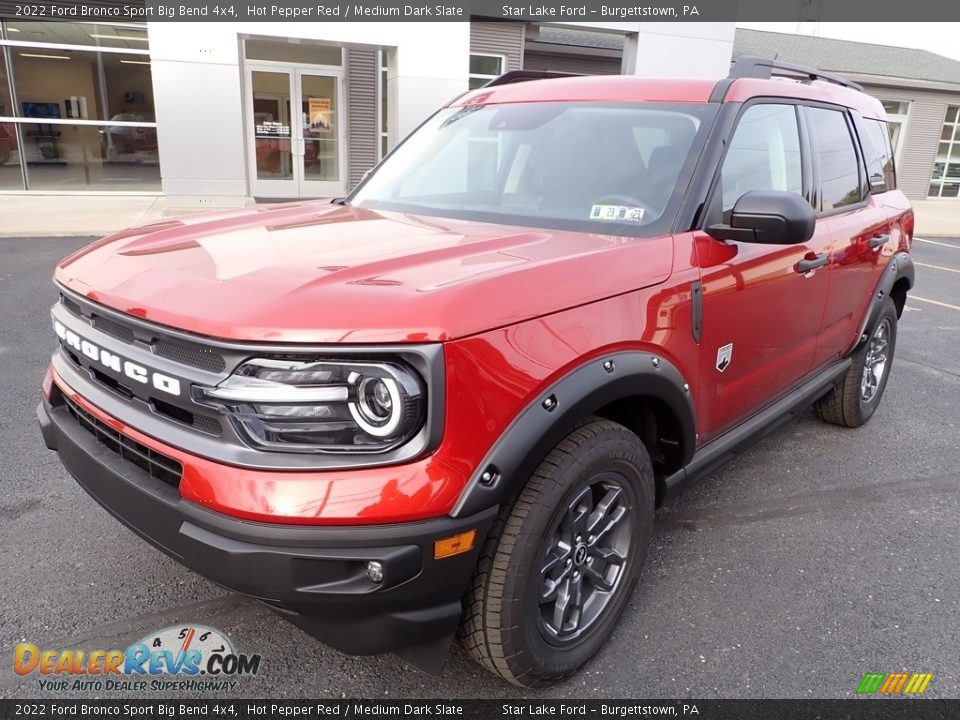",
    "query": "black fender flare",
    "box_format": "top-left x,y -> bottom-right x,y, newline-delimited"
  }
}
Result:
852,251 -> 914,353
450,351 -> 697,518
